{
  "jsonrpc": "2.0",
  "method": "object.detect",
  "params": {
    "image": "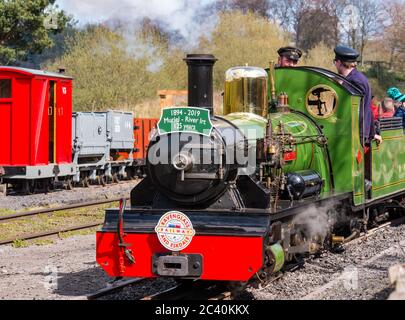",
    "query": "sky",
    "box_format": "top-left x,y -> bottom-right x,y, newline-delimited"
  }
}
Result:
56,0 -> 394,26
